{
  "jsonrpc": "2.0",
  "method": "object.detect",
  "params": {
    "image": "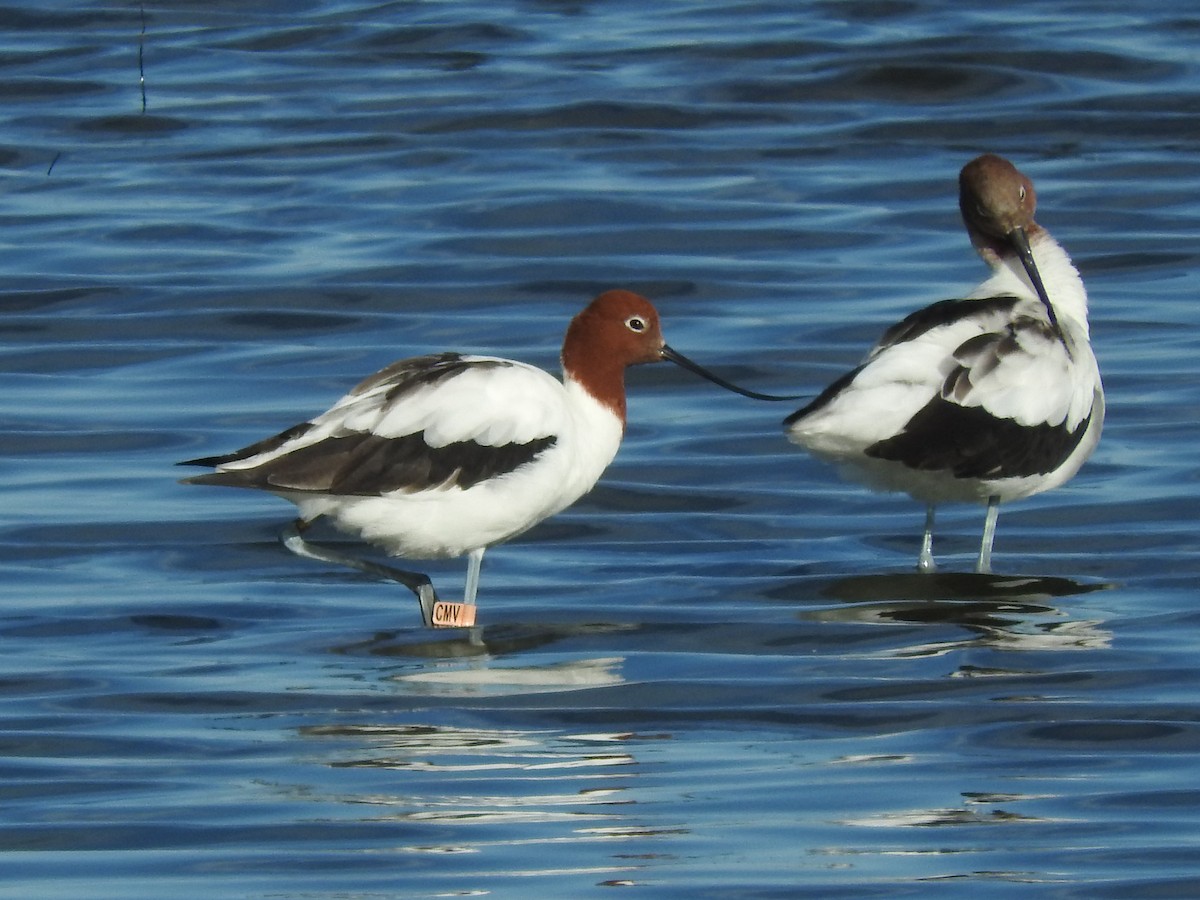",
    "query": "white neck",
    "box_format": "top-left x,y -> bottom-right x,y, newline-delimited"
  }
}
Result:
972,231 -> 1091,335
